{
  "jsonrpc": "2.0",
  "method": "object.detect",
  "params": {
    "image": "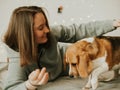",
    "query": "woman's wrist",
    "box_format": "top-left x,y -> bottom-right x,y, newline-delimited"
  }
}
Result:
25,80 -> 37,90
